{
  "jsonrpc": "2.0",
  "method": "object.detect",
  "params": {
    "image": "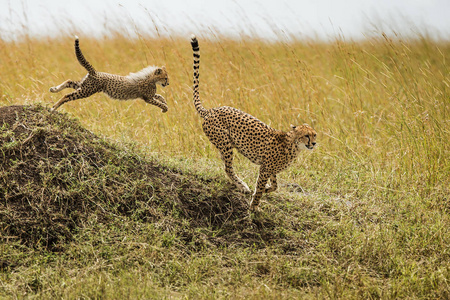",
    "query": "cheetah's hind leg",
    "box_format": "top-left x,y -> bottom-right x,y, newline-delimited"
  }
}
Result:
220,146 -> 252,194
202,118 -> 251,194
51,89 -> 91,111
49,80 -> 81,93
265,174 -> 278,193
